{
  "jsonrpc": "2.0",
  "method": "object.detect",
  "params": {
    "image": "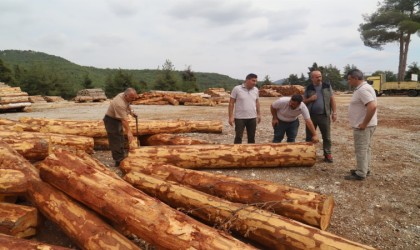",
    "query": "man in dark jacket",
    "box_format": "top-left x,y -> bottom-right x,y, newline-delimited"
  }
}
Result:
303,70 -> 337,162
